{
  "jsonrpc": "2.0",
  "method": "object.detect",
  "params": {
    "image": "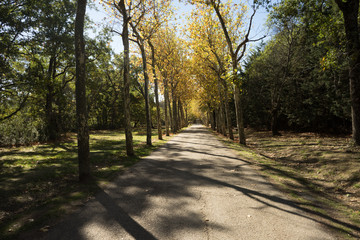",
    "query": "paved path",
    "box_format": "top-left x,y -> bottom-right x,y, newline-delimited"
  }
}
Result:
43,125 -> 335,240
